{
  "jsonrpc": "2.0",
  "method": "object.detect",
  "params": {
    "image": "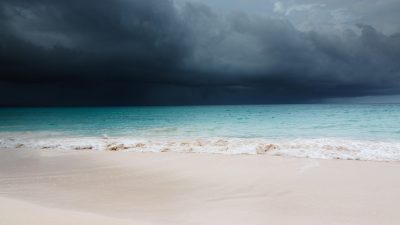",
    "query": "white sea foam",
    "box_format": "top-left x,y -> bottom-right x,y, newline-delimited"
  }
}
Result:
1,132 -> 400,161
